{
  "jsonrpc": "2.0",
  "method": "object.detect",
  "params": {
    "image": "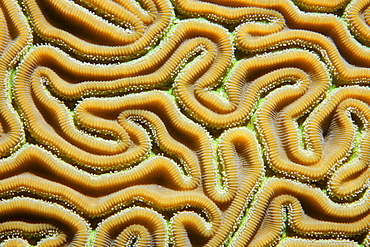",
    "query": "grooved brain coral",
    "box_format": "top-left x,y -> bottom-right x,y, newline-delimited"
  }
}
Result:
1,0 -> 370,246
